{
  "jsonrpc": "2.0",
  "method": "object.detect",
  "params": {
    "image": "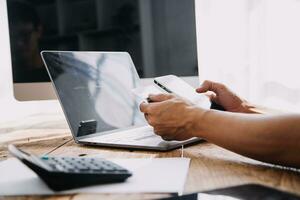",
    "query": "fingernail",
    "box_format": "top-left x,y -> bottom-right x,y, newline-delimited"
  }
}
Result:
148,94 -> 156,100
